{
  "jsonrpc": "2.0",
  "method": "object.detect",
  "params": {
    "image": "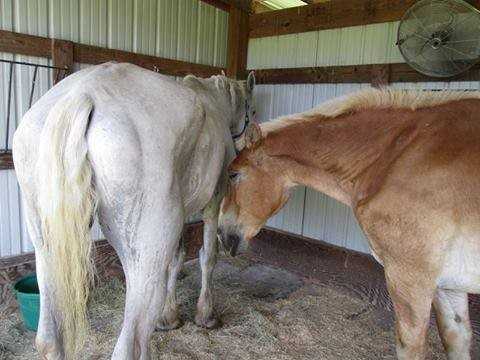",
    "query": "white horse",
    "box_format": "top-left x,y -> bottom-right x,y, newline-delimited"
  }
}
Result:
12,62 -> 255,360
